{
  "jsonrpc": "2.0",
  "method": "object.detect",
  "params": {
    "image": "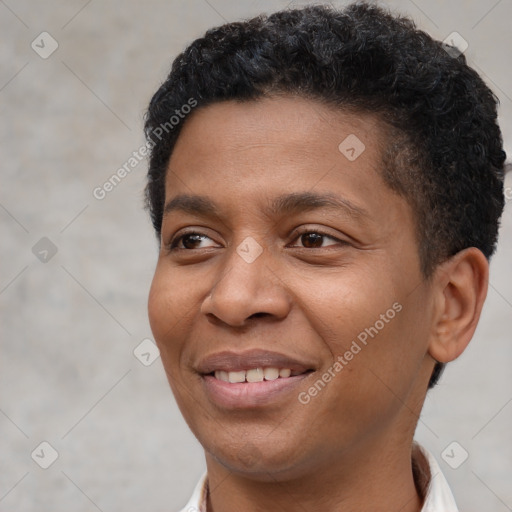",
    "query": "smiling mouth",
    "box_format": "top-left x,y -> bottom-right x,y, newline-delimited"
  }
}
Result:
209,367 -> 313,383
196,349 -> 317,407
202,367 -> 314,409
